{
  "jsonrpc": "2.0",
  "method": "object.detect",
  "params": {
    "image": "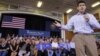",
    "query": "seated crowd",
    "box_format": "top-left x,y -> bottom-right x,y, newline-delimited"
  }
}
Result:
0,35 -> 76,56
